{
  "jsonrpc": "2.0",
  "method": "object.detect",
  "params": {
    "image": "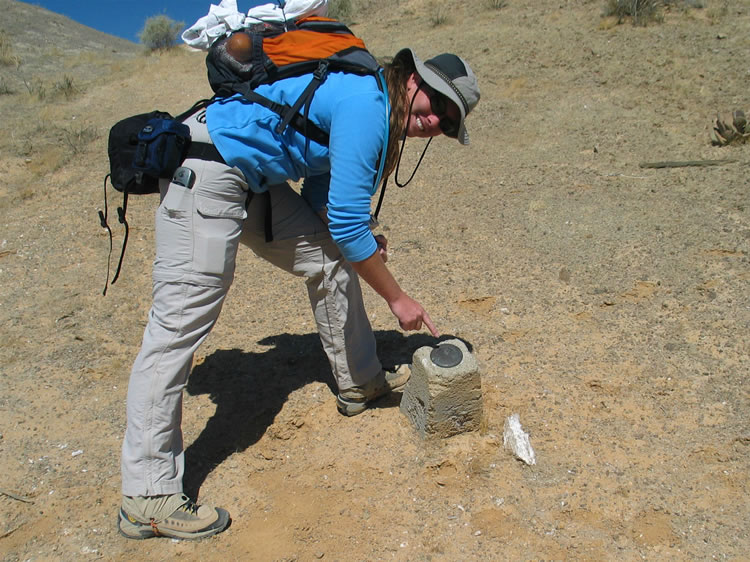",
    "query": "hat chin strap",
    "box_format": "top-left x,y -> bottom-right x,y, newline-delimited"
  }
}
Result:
394,87 -> 433,188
